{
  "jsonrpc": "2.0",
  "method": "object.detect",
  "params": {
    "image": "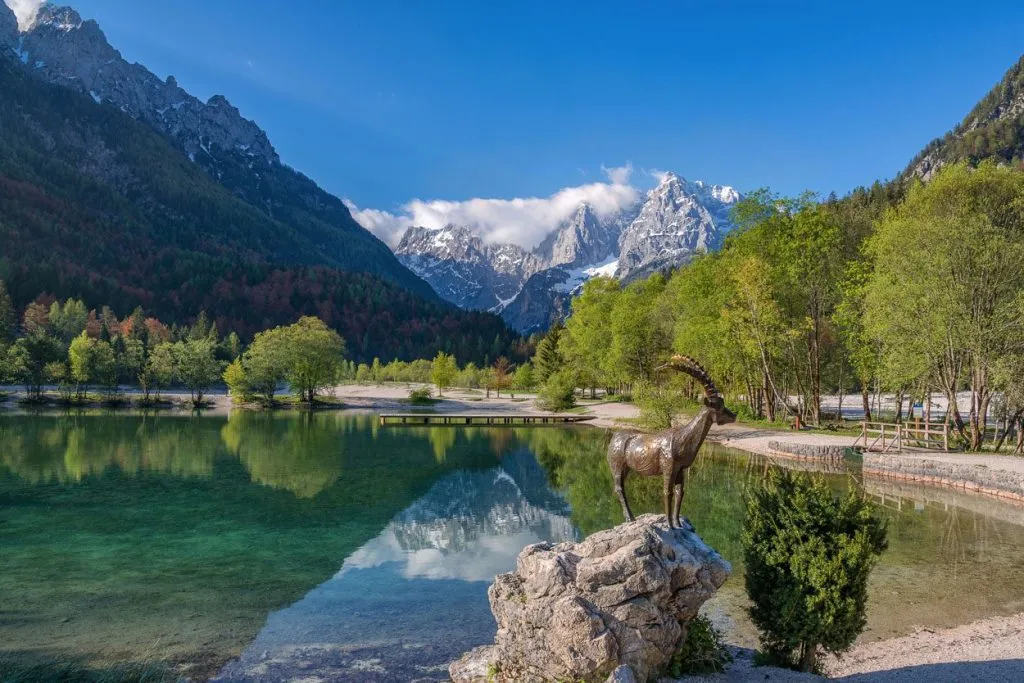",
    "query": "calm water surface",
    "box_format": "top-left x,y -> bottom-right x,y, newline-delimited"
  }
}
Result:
2,412 -> 1023,681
